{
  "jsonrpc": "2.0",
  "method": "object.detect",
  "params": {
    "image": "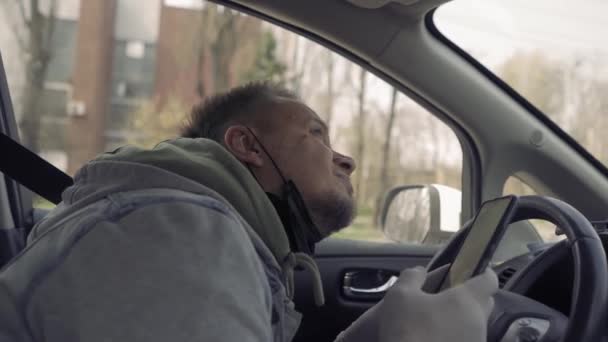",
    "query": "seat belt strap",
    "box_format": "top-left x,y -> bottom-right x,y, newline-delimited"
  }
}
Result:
0,132 -> 72,204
